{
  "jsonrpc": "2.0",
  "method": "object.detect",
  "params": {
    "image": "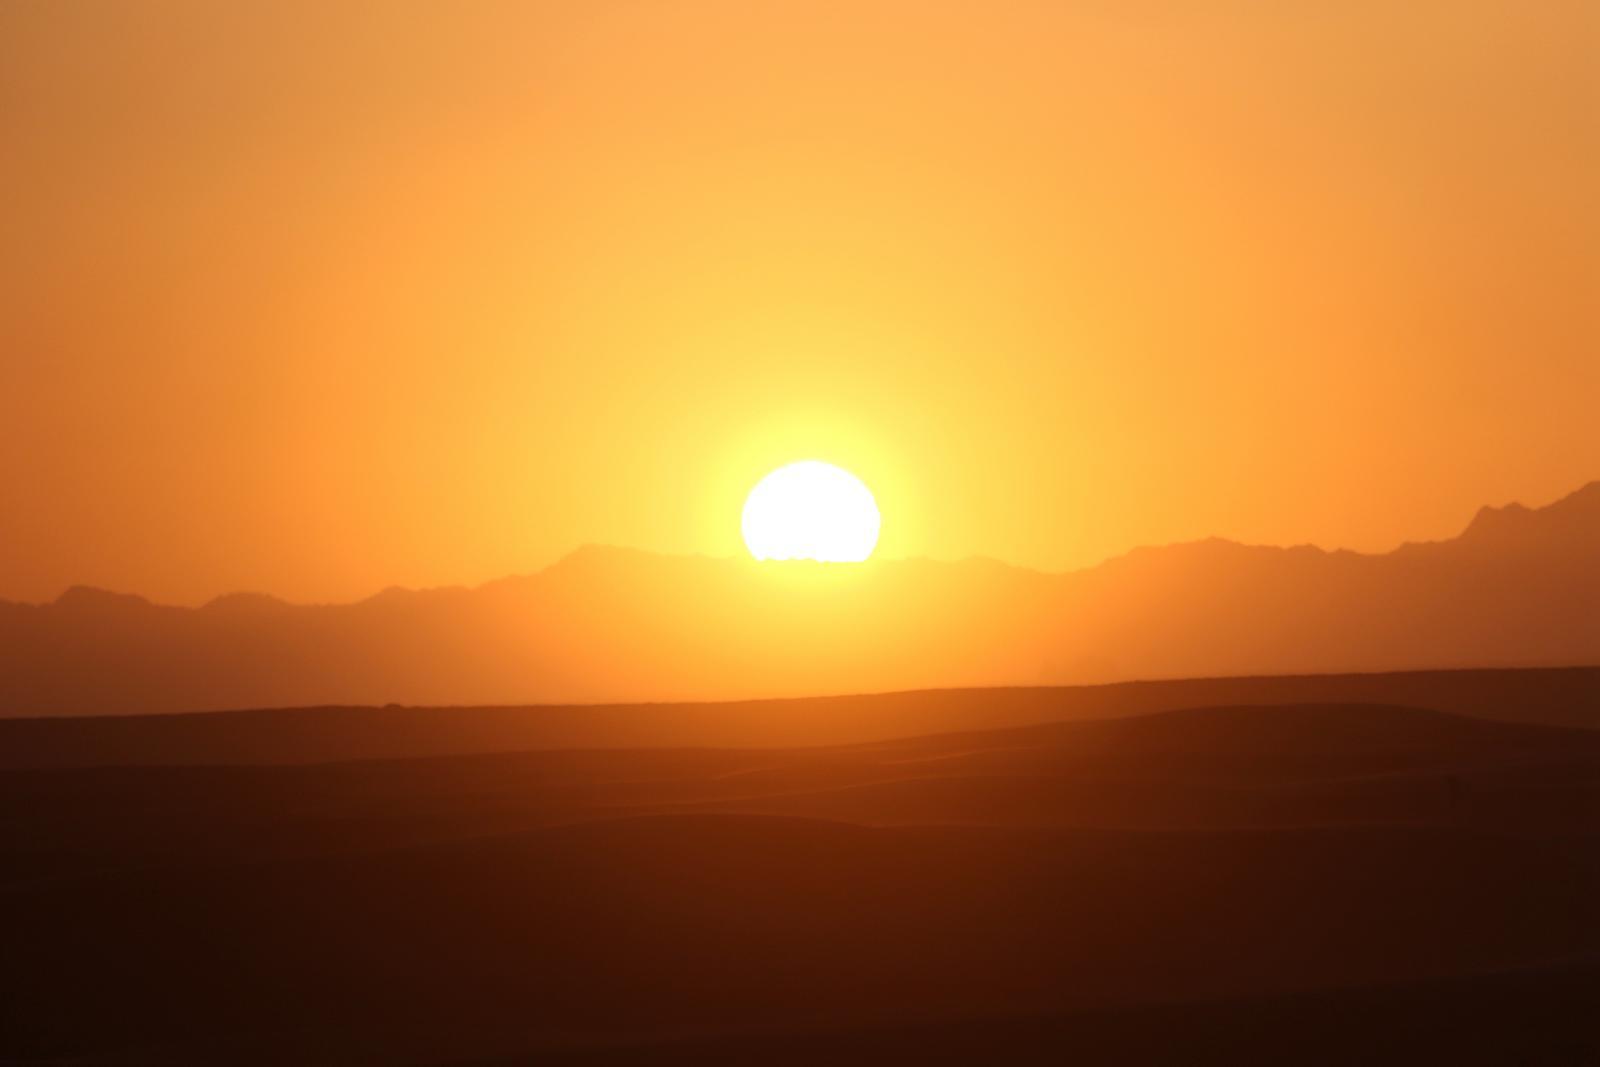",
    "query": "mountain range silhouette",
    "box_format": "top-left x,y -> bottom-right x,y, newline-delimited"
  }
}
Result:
2,481 -> 1595,715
